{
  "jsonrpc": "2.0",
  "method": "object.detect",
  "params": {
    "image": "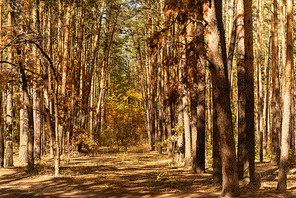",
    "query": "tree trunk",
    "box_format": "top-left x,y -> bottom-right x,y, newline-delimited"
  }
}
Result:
73,6 -> 85,142
277,0 -> 293,191
4,1 -> 14,167
157,60 -> 163,154
189,1 -> 205,173
32,0 -> 42,162
244,0 -> 255,182
19,94 -> 28,165
236,0 -> 255,182
177,74 -> 184,162
256,0 -> 264,163
0,0 -> 4,168
0,94 -> 3,168
271,0 -> 281,165
20,64 -> 34,171
178,10 -> 191,164
204,0 -> 240,196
